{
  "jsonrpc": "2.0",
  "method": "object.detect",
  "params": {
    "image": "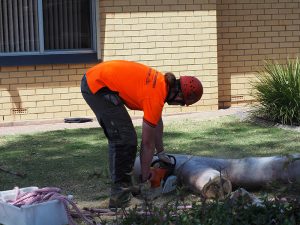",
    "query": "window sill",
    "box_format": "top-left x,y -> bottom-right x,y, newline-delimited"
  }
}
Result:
0,52 -> 100,66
